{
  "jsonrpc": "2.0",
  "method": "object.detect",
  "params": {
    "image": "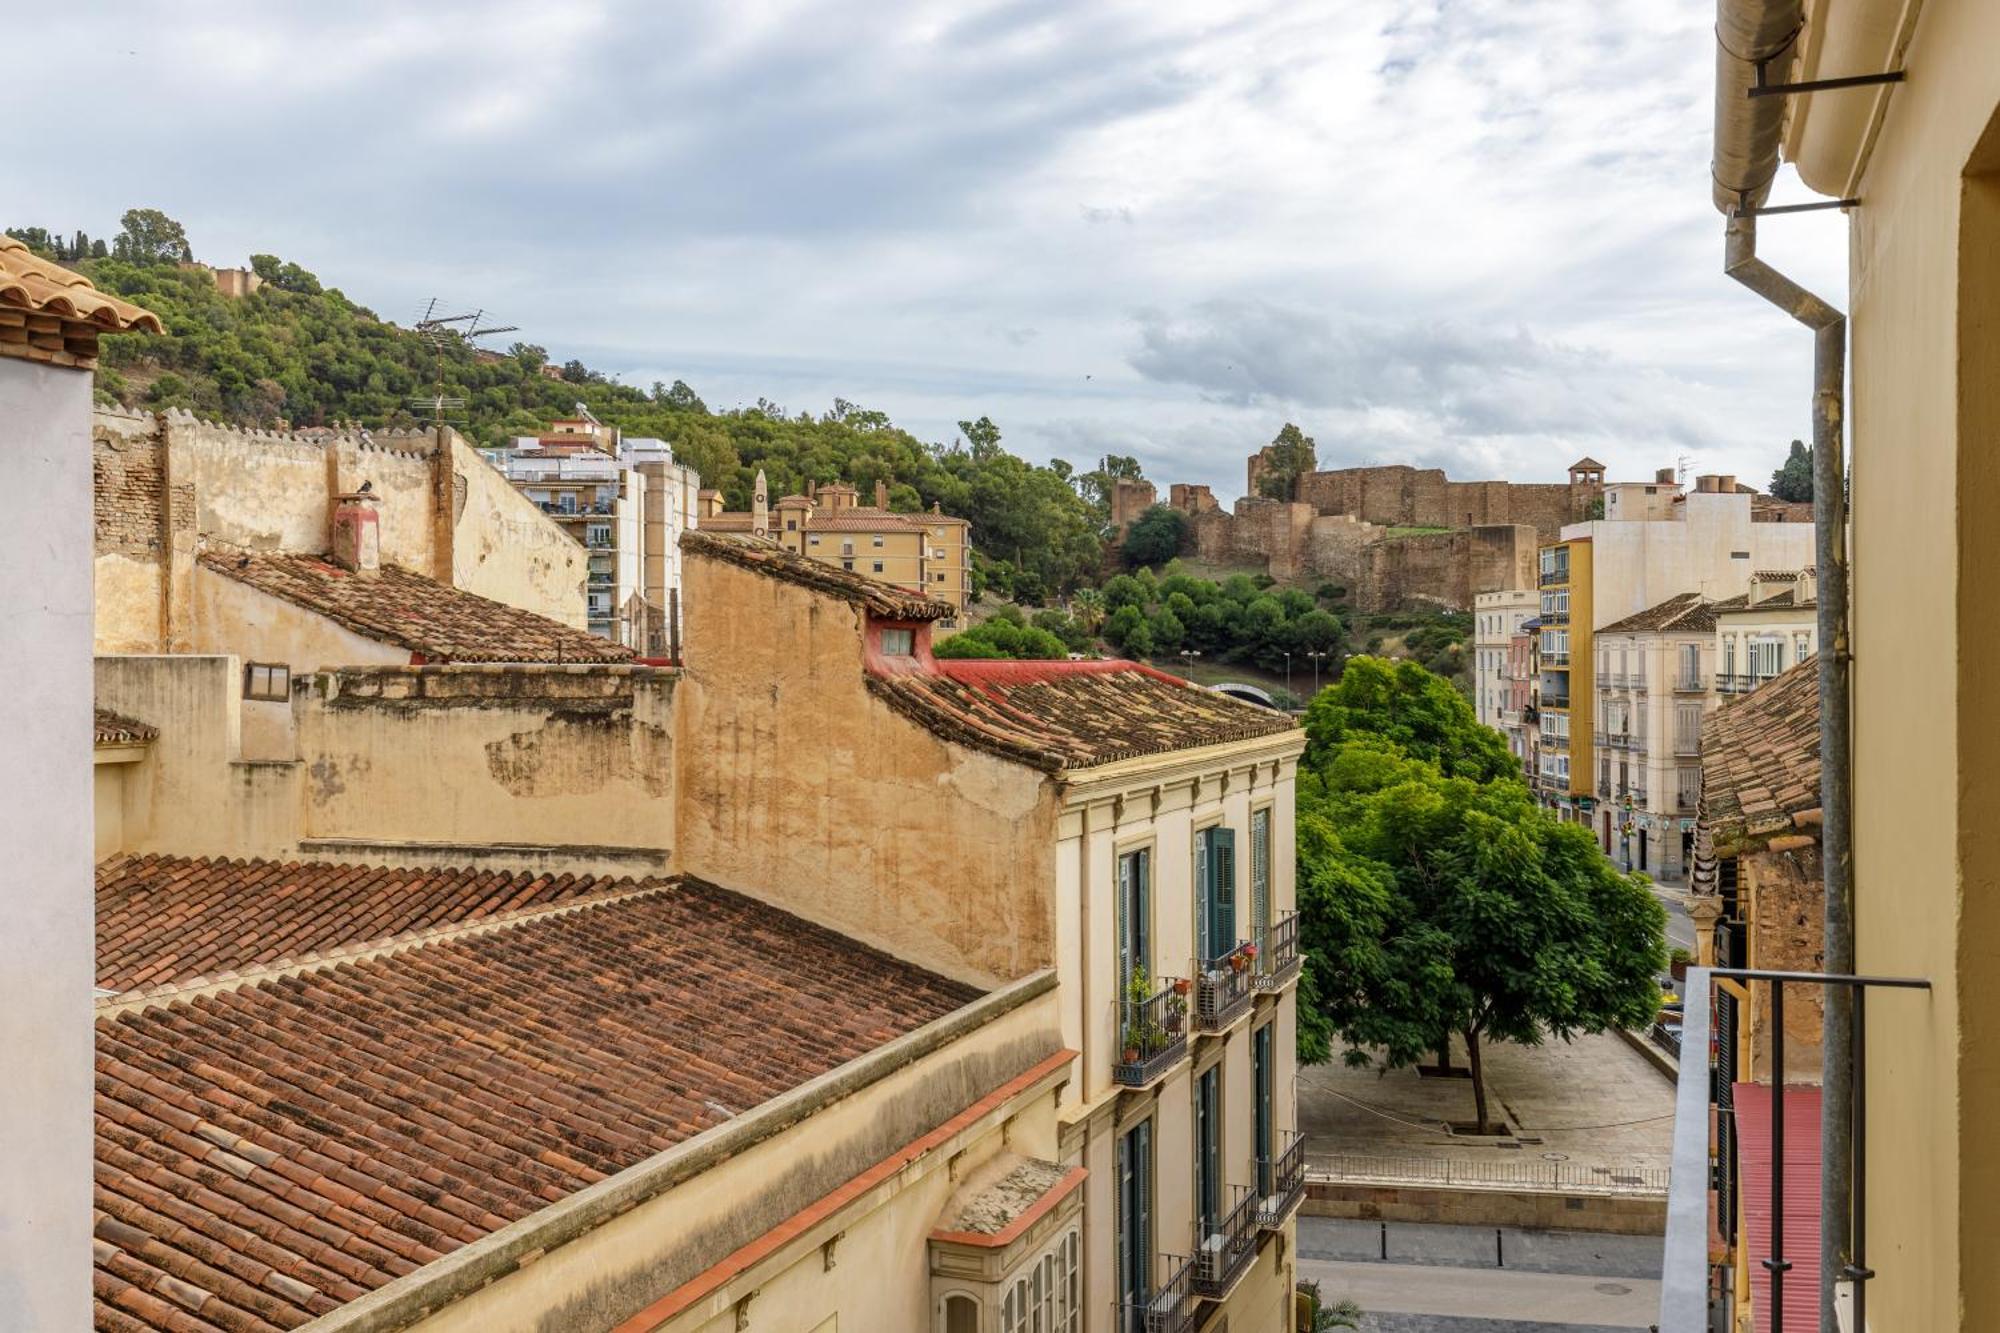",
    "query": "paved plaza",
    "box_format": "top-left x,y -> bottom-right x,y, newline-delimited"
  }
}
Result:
1298,1027 -> 1675,1184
